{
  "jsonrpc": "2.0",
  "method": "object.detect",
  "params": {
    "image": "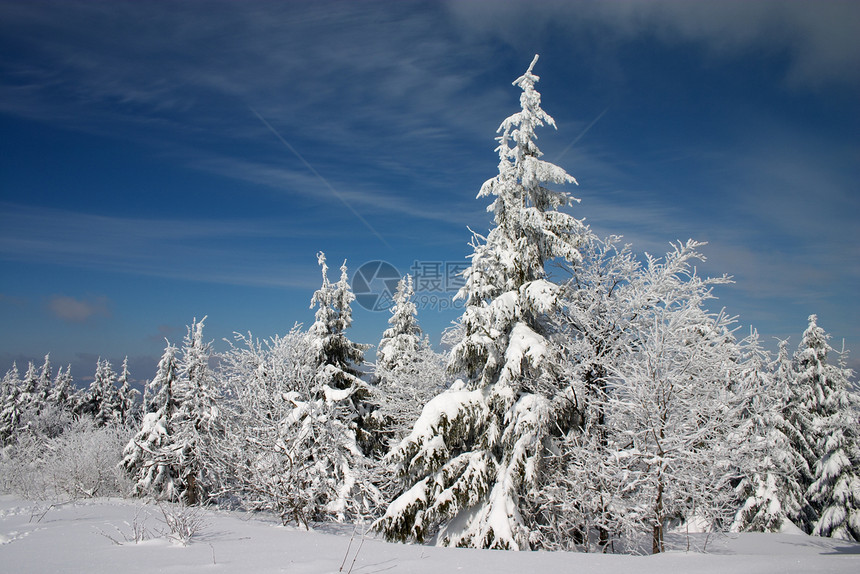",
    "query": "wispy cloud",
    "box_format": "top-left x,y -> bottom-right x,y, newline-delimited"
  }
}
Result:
0,202 -> 325,289
0,1 -> 509,250
569,118 -> 859,356
0,2 -> 505,143
578,146 -> 858,309
0,0 -> 855,365
251,106 -> 392,249
190,153 -> 484,229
